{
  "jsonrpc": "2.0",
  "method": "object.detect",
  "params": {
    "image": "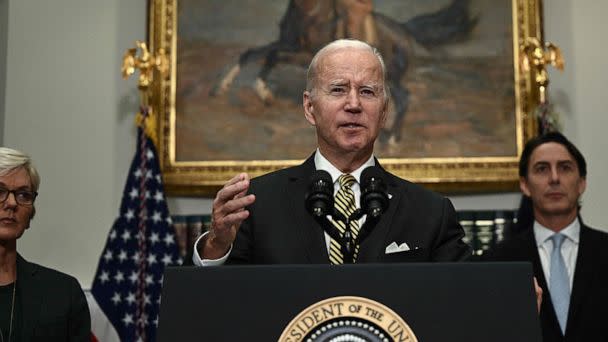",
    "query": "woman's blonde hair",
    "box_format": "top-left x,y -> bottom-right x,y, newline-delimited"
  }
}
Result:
0,147 -> 40,192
